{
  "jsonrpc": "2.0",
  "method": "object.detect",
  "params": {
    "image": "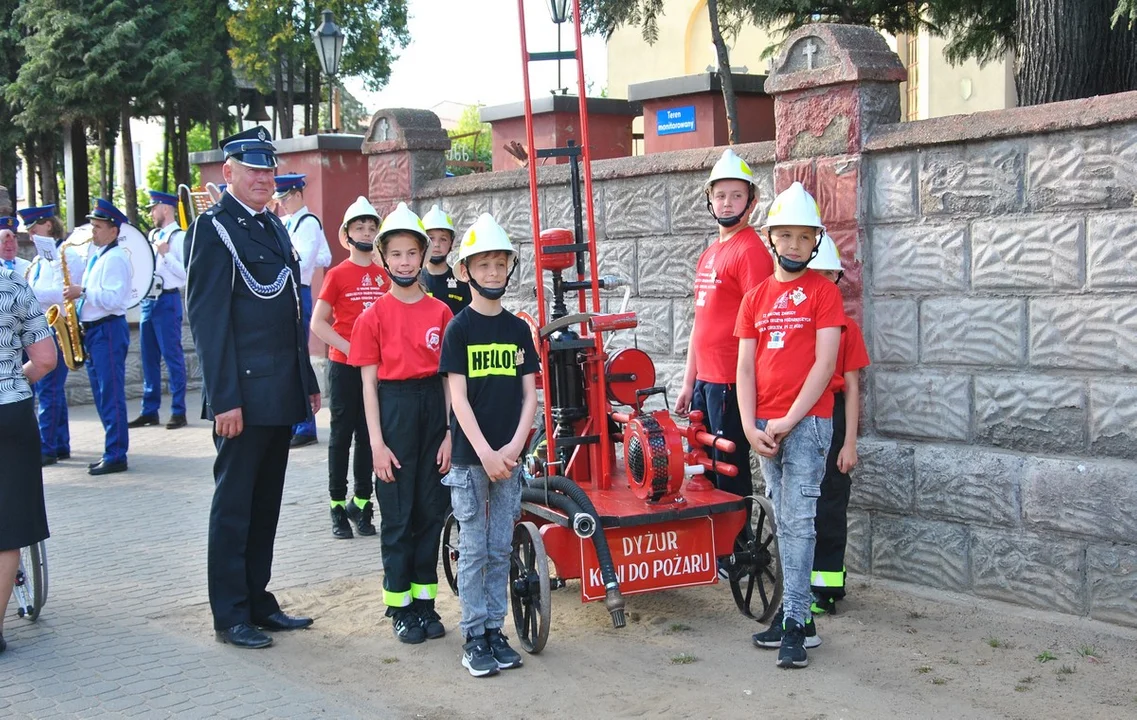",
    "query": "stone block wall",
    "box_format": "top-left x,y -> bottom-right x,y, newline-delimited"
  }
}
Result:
857,113 -> 1137,625
411,144 -> 777,402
